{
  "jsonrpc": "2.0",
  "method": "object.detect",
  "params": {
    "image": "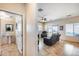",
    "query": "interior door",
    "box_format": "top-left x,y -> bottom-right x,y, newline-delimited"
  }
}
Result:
15,15 -> 23,55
